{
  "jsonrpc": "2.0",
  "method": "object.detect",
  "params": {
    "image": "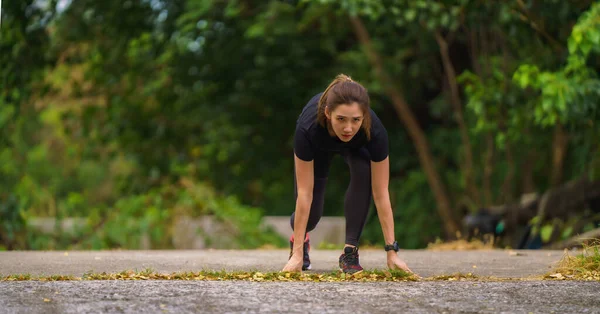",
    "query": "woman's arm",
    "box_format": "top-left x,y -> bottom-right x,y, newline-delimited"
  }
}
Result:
371,156 -> 415,274
371,156 -> 395,245
291,154 -> 314,254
